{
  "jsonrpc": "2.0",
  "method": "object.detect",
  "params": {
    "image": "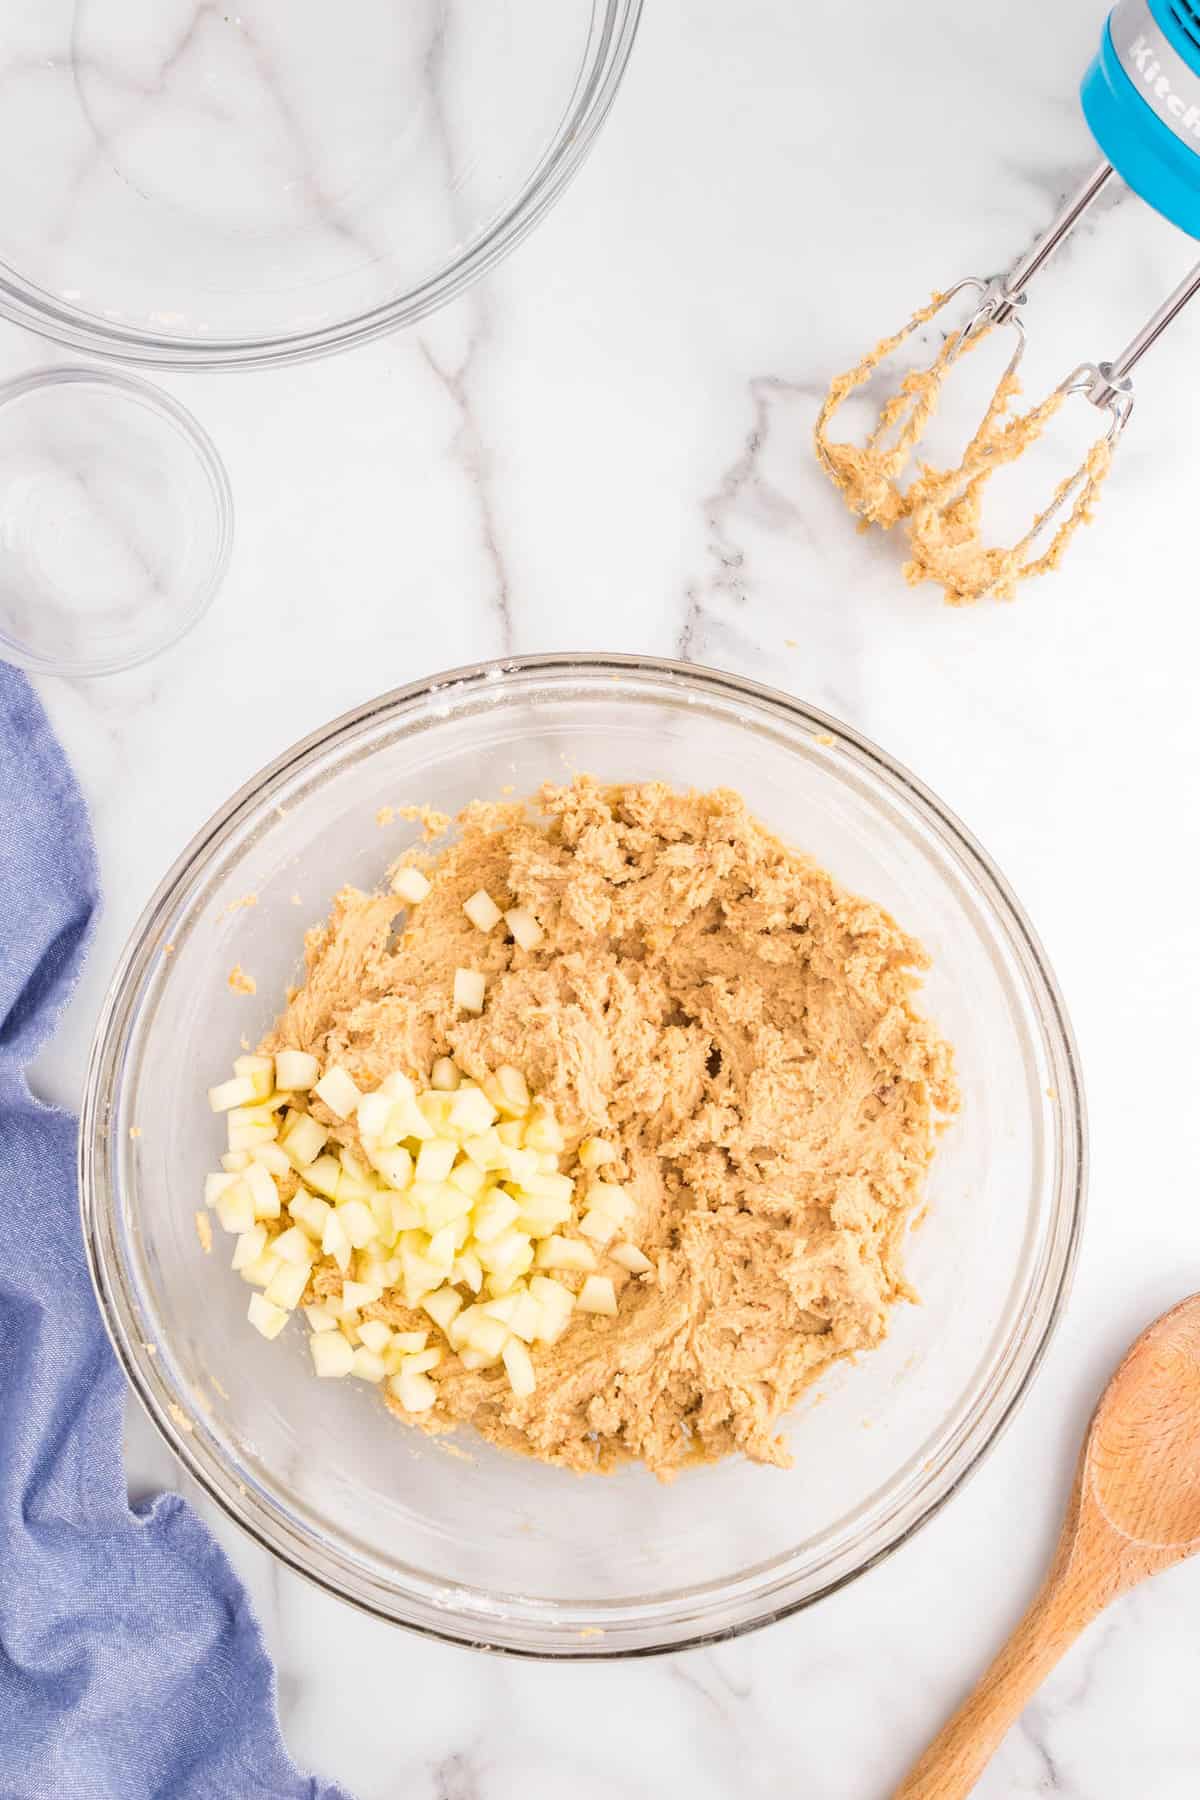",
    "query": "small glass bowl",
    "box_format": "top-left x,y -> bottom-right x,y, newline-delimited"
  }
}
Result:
0,368 -> 232,677
81,656 -> 1086,1655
